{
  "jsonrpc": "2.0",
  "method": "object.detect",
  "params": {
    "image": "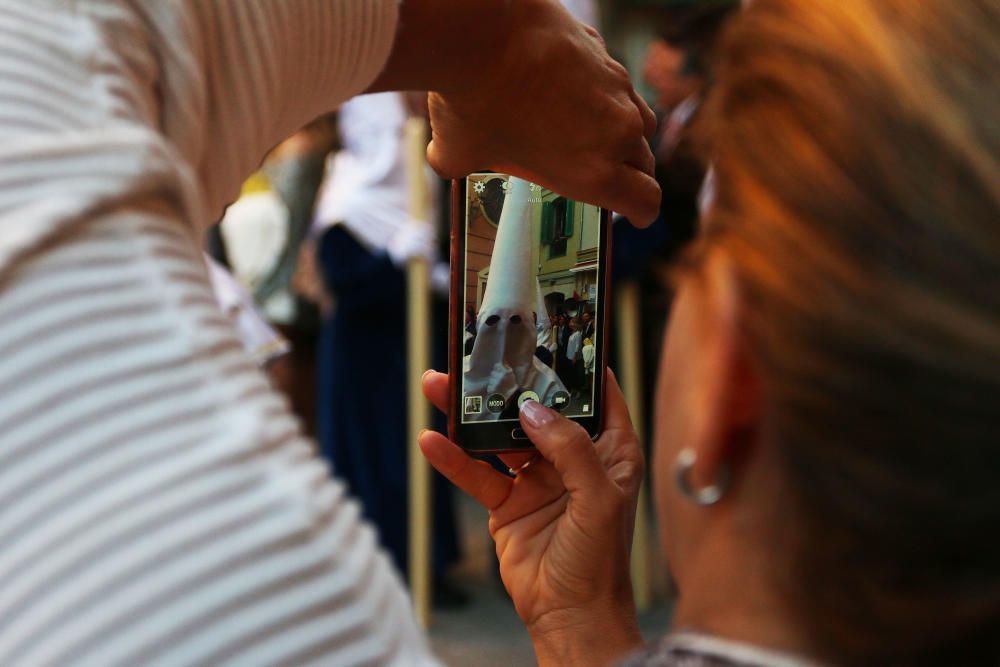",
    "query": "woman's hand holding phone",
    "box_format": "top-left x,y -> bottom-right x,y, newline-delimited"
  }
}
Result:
420,369 -> 645,667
